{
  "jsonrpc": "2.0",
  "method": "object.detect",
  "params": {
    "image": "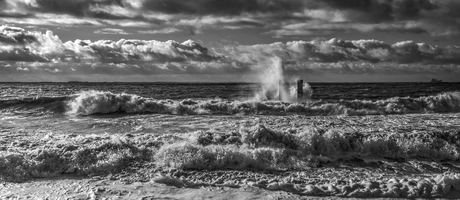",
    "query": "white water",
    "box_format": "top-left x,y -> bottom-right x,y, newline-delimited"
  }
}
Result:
253,57 -> 312,102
